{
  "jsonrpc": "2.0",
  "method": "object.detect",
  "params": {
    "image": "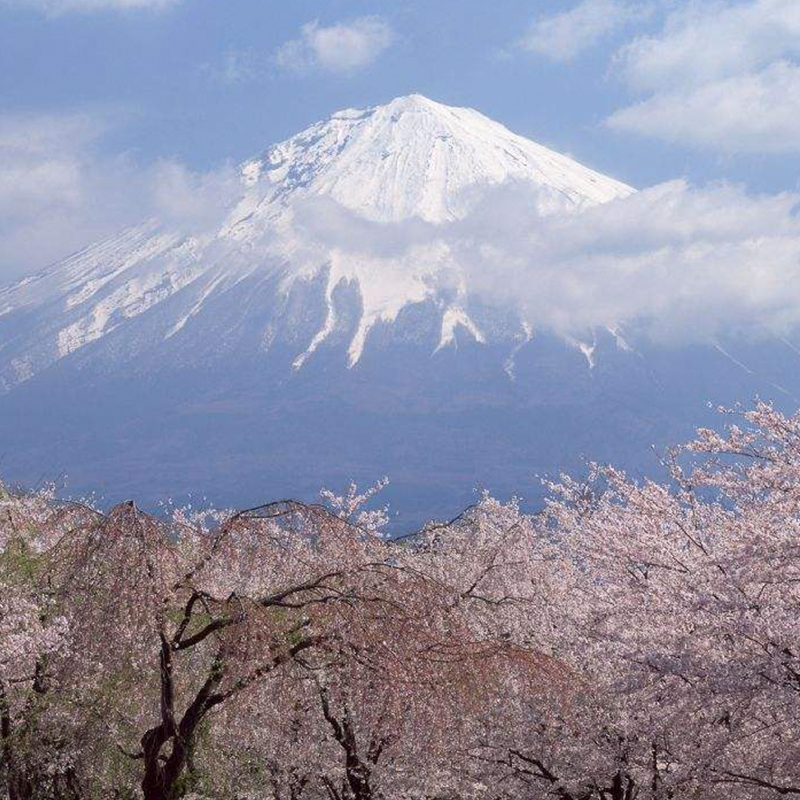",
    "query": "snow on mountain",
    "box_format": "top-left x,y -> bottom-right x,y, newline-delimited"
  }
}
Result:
0,95 -> 633,392
240,93 -> 632,223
